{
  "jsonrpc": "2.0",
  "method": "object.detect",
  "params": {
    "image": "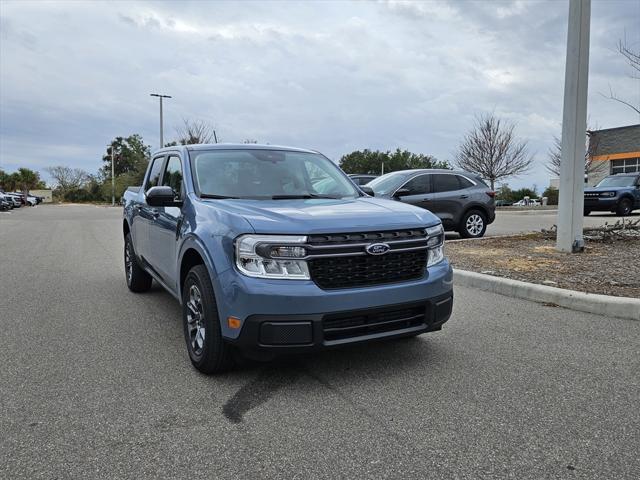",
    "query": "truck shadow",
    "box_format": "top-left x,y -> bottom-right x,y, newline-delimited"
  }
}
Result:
221,336 -> 447,424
